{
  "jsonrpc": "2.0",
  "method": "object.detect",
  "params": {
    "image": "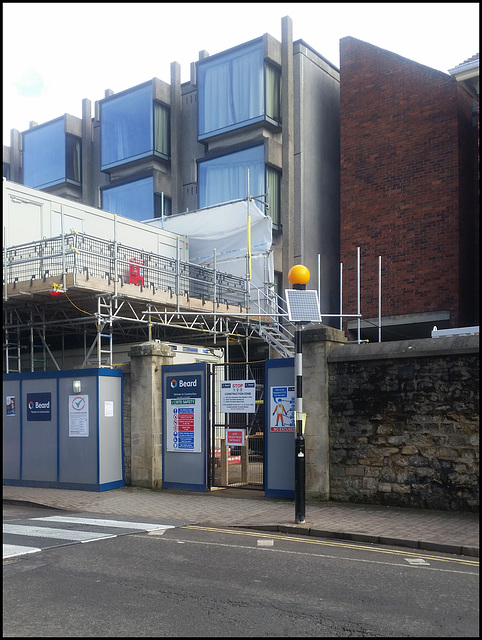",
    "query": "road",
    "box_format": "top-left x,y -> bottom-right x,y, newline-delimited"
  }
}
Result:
3,504 -> 479,637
